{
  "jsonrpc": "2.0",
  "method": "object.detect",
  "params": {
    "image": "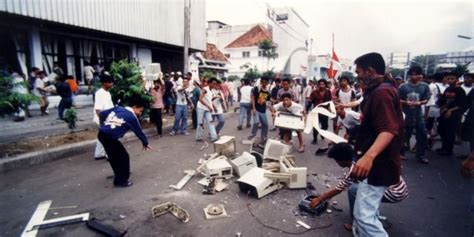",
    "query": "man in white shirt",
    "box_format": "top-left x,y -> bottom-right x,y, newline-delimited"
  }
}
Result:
292,78 -> 302,103
461,73 -> 472,95
93,74 -> 114,160
34,71 -> 50,115
170,78 -> 193,136
237,79 -> 253,130
272,93 -> 306,153
226,79 -> 235,107
303,80 -> 314,112
335,105 -> 361,143
212,80 -> 227,135
196,77 -> 218,142
83,61 -> 95,95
